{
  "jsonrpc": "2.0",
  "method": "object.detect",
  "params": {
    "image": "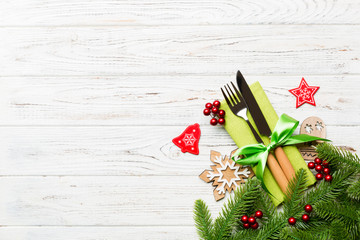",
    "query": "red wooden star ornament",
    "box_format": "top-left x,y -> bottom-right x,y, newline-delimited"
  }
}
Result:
289,78 -> 319,108
172,123 -> 201,155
